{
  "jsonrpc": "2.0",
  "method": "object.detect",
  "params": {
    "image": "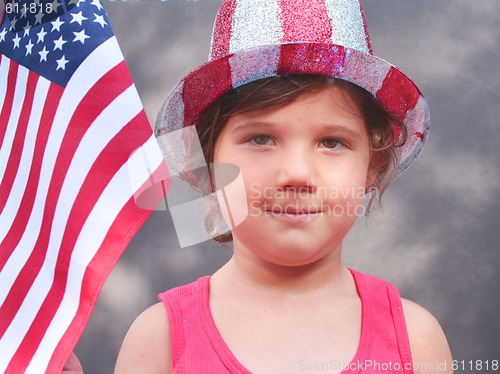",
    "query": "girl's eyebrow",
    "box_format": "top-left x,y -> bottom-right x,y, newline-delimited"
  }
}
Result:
230,121 -> 274,134
230,121 -> 363,139
317,123 -> 363,140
